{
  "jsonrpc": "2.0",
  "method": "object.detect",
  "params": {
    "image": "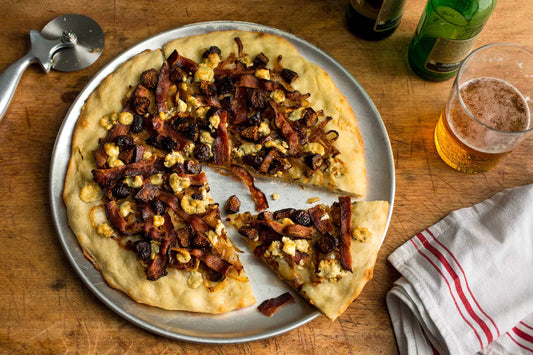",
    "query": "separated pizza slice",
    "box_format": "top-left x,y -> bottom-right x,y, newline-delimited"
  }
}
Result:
228,197 -> 389,320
